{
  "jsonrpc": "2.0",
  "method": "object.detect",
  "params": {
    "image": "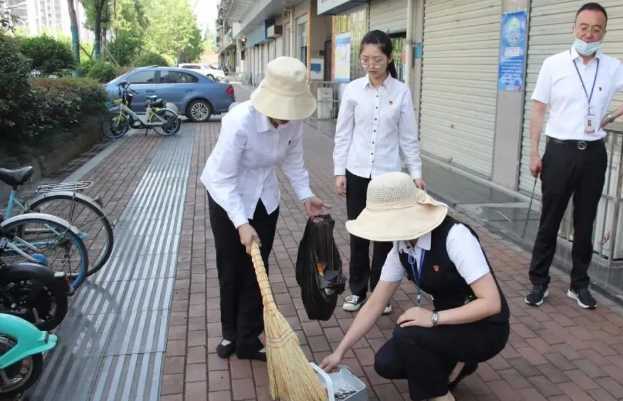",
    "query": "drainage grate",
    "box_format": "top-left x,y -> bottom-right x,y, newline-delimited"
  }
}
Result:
30,132 -> 192,401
